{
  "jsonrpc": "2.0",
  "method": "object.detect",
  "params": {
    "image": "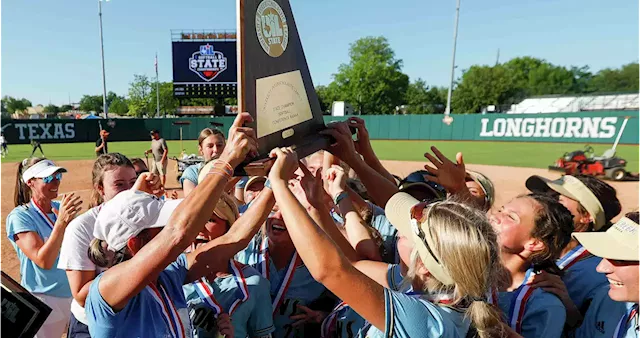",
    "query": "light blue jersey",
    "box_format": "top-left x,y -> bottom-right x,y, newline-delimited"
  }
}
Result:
180,163 -> 204,187
322,264 -> 411,337
557,246 -> 608,313
497,270 -> 566,338
363,289 -> 470,338
236,176 -> 249,189
369,203 -> 398,264
236,234 -> 326,338
85,254 -> 193,338
6,201 -> 71,298
321,301 -> 367,338
386,264 -> 409,292
574,286 -> 636,338
183,264 -> 275,338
